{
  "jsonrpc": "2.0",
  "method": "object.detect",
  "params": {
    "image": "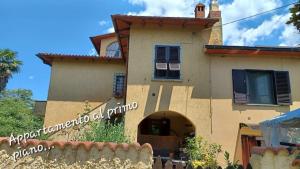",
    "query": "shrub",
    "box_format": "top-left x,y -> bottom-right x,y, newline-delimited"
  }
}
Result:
0,89 -> 43,136
81,119 -> 131,143
185,136 -> 222,169
224,151 -> 240,169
